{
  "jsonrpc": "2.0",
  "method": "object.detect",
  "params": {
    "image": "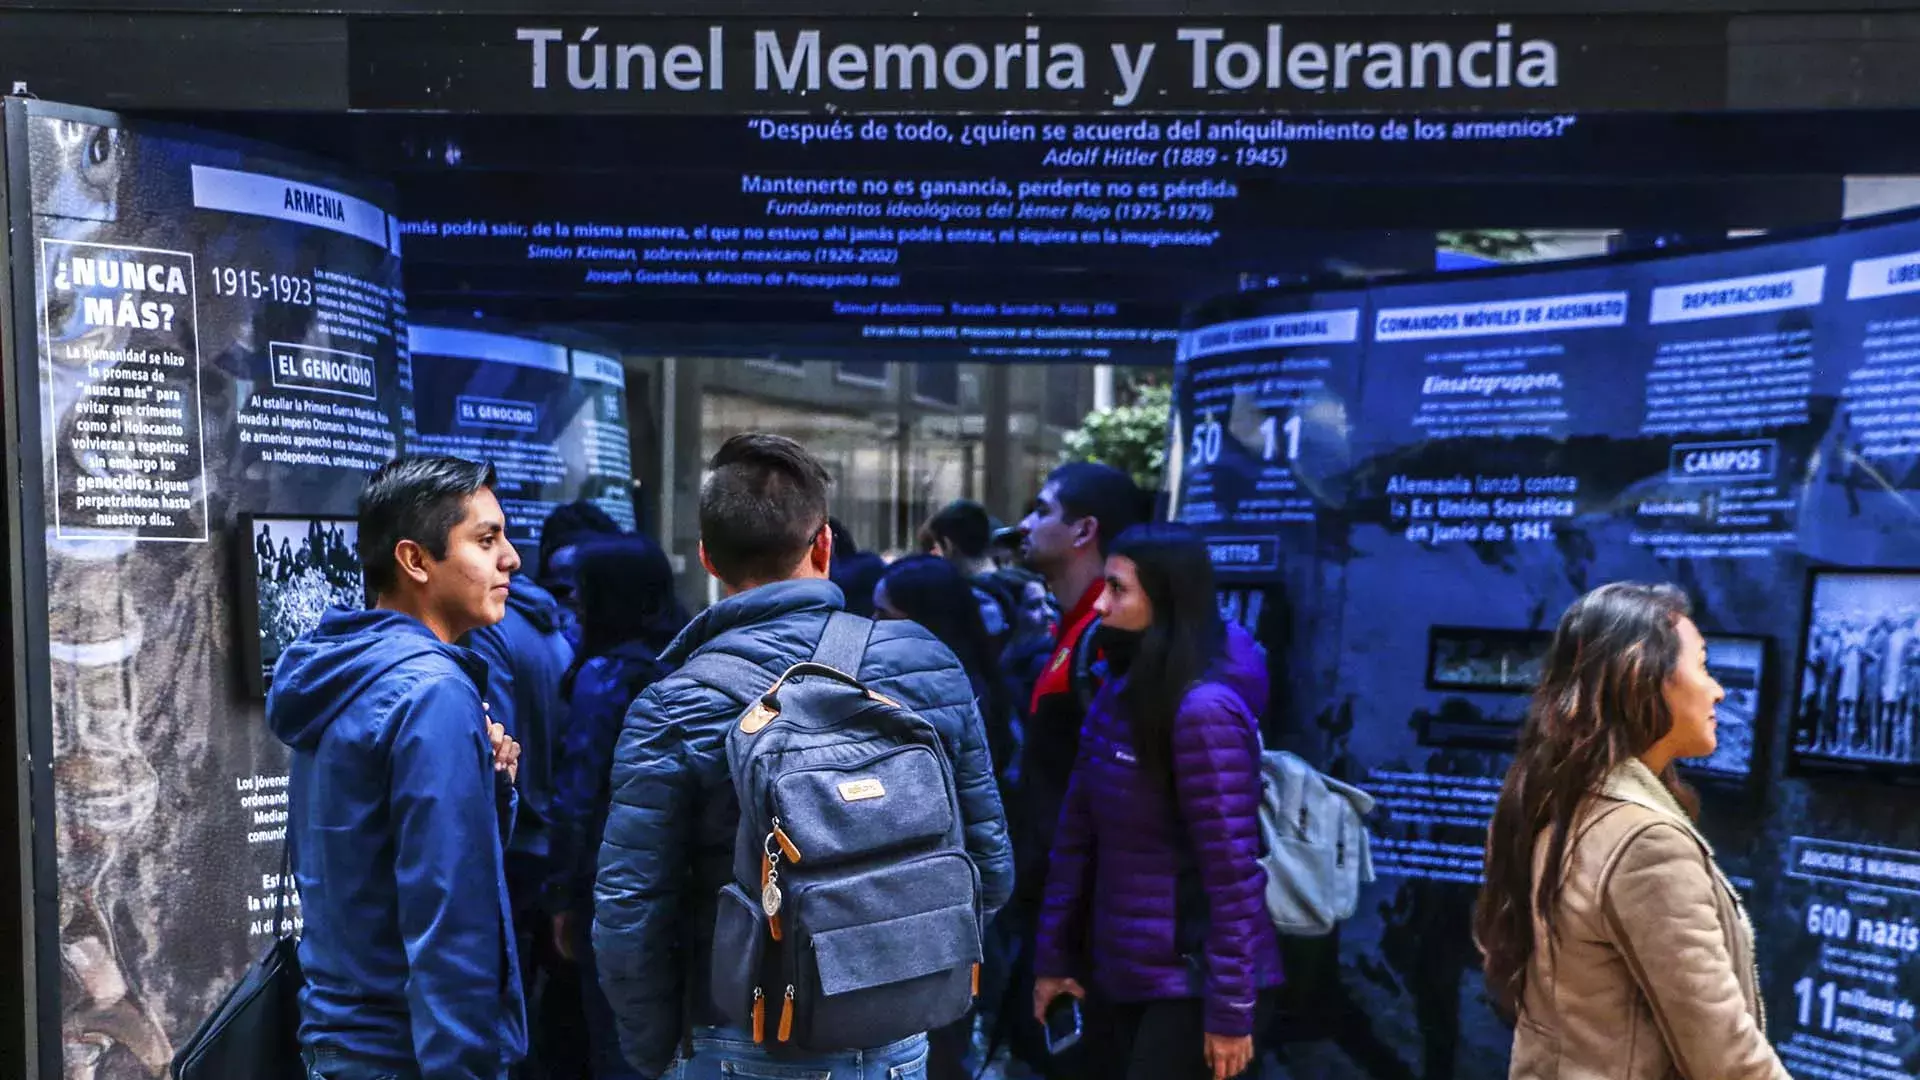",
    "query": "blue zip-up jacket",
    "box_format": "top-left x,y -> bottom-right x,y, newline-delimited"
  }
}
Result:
269,608 -> 529,1079
593,580 -> 1013,1077
464,575 -> 574,865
